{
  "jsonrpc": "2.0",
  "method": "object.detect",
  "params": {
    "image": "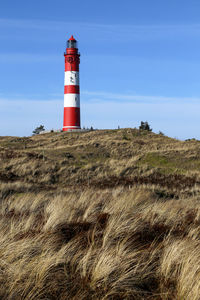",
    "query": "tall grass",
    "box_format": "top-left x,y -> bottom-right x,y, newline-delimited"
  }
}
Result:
0,186 -> 200,299
1,129 -> 200,298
